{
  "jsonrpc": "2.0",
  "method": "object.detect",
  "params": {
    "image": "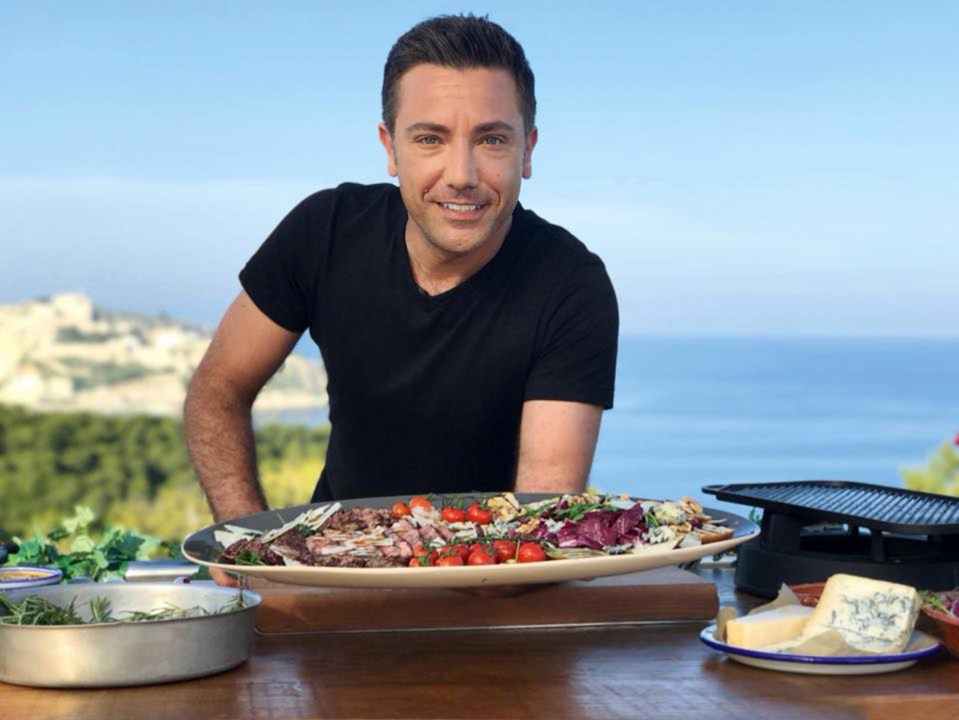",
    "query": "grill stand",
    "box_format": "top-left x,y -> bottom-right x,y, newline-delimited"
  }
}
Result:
735,509 -> 959,597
